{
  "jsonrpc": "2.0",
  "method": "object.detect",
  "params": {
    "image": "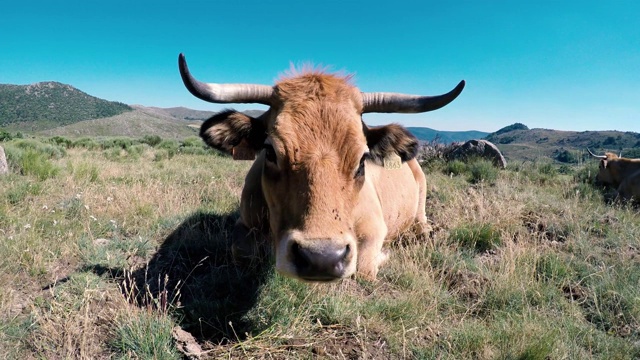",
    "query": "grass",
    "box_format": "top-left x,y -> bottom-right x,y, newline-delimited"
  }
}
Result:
0,137 -> 639,358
